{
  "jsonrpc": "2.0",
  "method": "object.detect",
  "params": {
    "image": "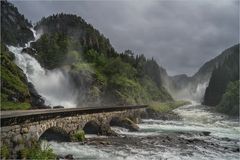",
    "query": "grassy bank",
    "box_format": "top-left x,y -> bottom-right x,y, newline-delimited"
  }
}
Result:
1,101 -> 31,110
149,100 -> 191,113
